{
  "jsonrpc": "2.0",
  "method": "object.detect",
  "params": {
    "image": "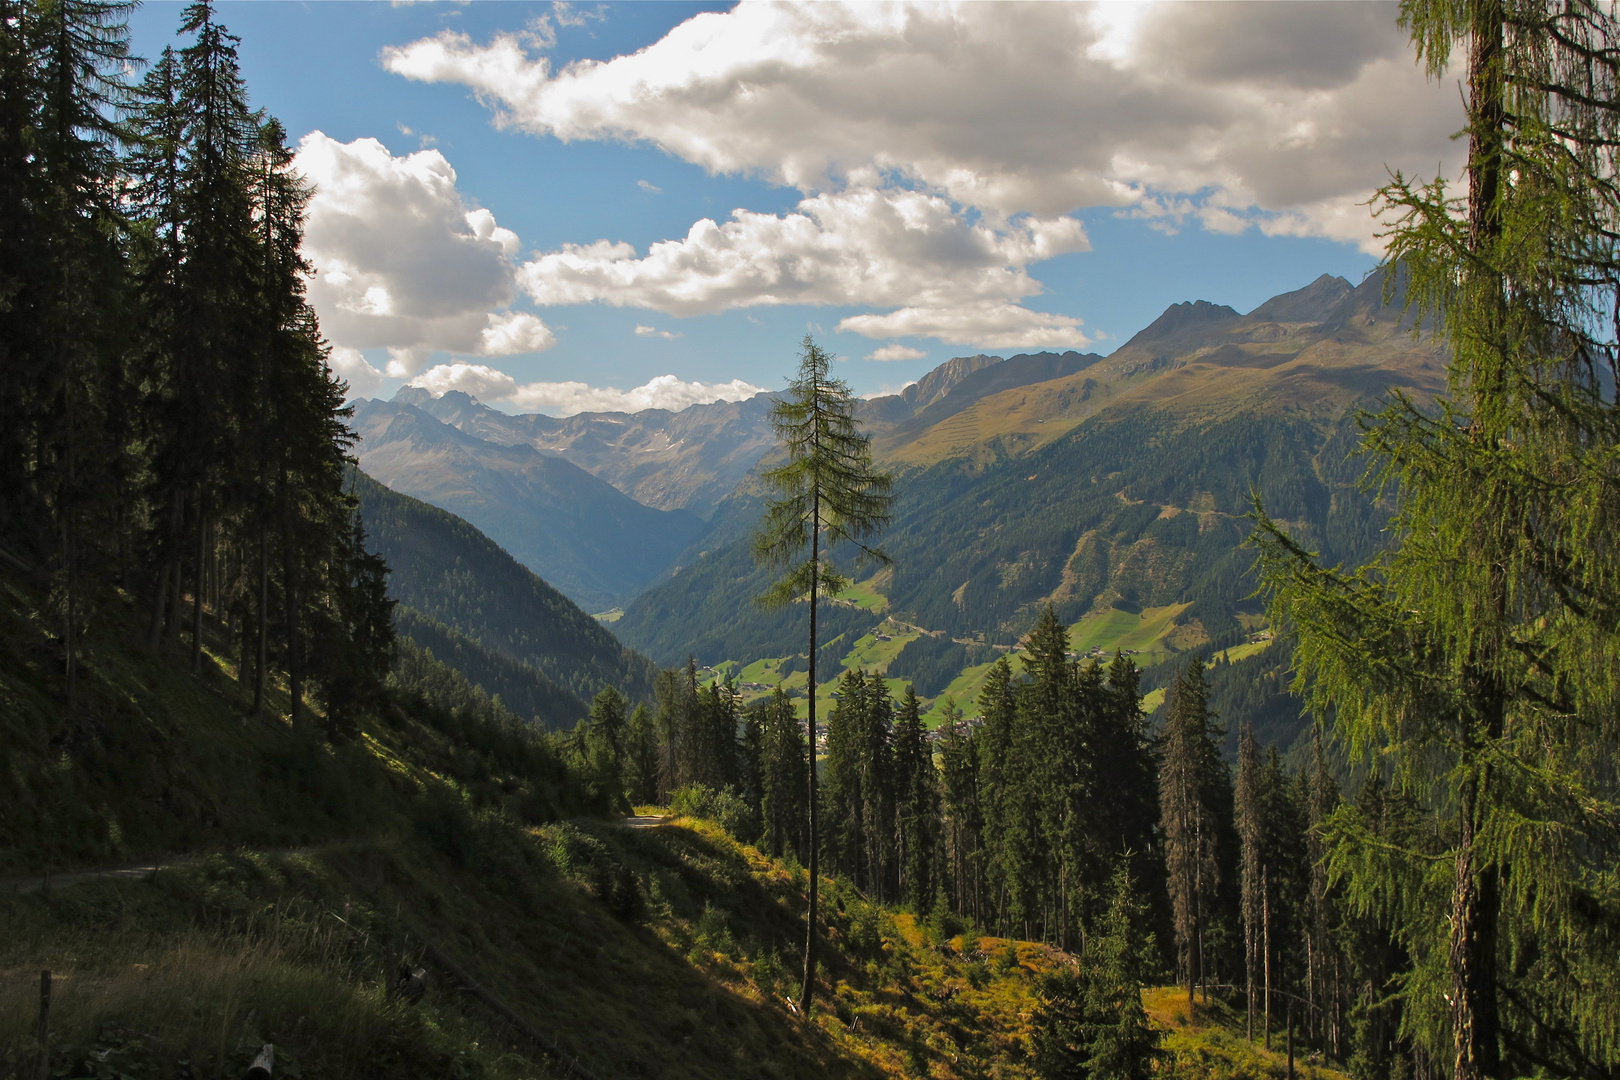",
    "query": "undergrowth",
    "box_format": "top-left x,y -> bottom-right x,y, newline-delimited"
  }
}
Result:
1,570 -> 1355,1079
